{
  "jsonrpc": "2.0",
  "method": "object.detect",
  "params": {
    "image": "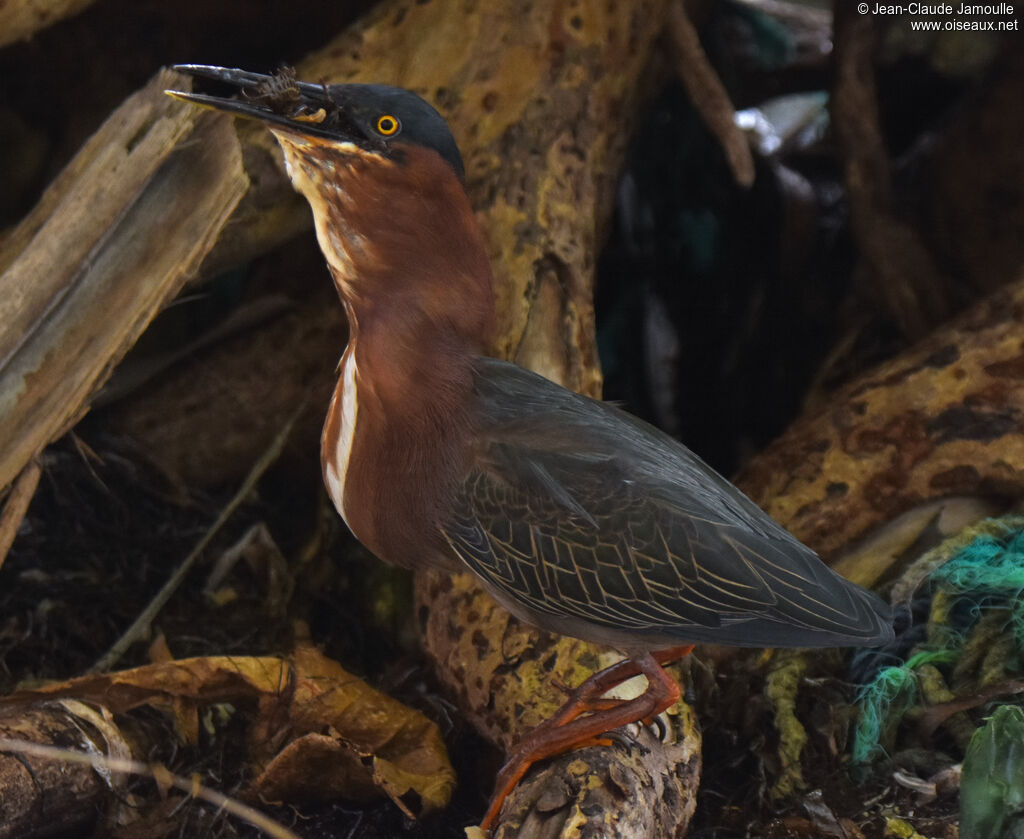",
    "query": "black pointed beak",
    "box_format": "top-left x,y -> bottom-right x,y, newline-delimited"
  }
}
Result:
166,64 -> 365,144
